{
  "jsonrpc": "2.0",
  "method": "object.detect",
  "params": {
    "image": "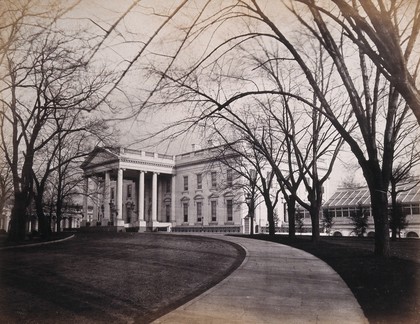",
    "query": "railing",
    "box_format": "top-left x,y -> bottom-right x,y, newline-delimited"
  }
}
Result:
124,148 -> 143,155
172,225 -> 241,233
158,153 -> 174,160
